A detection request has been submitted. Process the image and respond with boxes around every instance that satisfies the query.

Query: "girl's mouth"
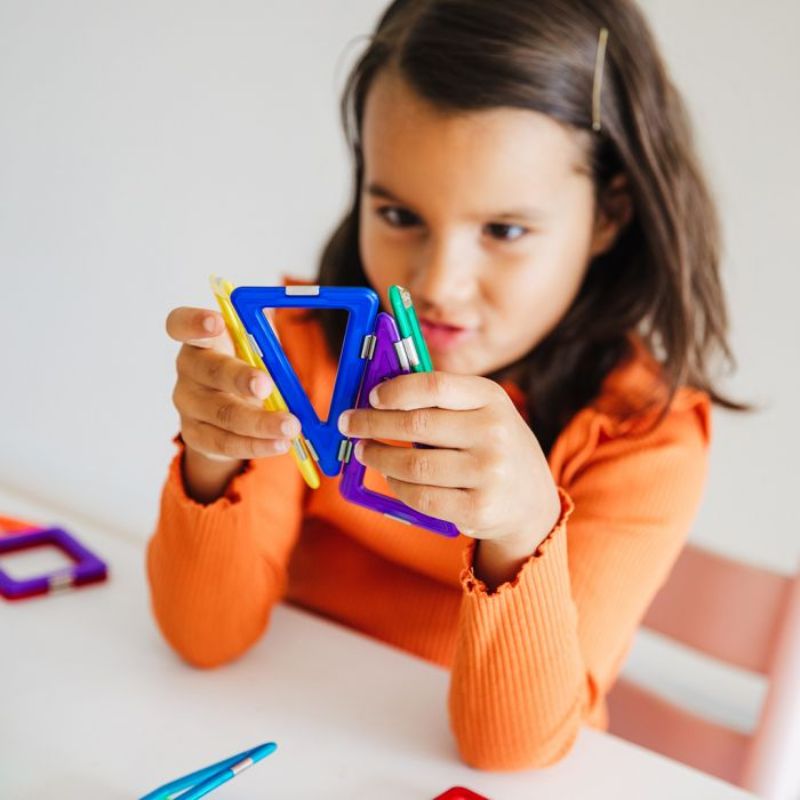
[419,318,477,353]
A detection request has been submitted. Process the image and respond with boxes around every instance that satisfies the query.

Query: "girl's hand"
[165,306,301,502]
[338,372,562,588]
[164,309,562,567]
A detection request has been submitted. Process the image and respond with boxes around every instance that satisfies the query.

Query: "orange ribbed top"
[147,304,710,770]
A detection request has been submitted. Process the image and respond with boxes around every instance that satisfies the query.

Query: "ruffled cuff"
[460,487,574,597]
[166,433,256,510]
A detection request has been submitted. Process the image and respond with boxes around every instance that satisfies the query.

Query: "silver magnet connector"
[285,285,320,296]
[337,439,354,463]
[393,341,411,372]
[305,440,320,462]
[247,333,263,358]
[401,337,420,368]
[360,334,377,360]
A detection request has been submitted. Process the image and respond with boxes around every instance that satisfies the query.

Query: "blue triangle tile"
[230,286,379,477]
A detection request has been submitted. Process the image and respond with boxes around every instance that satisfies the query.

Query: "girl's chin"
[430,345,517,378]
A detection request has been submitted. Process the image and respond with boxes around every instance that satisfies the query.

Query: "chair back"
[607,545,800,798]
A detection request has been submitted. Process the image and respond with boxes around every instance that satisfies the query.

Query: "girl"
[149,0,742,771]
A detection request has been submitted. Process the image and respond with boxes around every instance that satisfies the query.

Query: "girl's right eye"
[376,206,420,228]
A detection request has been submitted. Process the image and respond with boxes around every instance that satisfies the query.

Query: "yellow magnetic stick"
[210,275,320,490]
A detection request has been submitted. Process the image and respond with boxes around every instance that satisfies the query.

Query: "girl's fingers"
[166,307,225,345]
[369,371,503,412]
[176,345,273,401]
[173,381,300,440]
[339,406,481,448]
[355,440,480,489]
[181,416,293,461]
[384,477,469,528]
[168,303,300,463]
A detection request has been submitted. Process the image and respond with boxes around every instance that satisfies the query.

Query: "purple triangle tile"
[339,312,460,538]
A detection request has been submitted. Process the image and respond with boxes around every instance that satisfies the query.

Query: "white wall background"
[1,3,797,563]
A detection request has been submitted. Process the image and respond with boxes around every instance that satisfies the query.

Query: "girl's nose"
[408,235,477,311]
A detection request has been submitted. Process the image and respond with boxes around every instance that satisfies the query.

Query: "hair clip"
[592,27,610,132]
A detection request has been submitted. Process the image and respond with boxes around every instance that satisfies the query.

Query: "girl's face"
[359,70,619,377]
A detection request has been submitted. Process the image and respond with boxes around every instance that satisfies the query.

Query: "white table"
[0,486,755,799]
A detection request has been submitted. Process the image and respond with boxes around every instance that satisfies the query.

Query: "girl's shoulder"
[547,336,711,484]
[593,336,710,436]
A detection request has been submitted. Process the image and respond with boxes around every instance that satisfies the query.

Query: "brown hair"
[314,0,745,453]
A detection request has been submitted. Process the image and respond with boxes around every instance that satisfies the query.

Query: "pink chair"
[607,544,800,798]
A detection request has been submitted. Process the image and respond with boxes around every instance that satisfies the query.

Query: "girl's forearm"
[450,512,584,770]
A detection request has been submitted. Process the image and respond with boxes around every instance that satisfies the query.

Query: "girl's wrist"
[182,445,245,505]
[472,486,562,591]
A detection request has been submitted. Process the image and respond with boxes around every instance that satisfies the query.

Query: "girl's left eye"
[376,206,420,228]
[484,223,528,242]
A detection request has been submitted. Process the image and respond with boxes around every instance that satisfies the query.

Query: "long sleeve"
[448,390,711,770]
[146,439,306,667]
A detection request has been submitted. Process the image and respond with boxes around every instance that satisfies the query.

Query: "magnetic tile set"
[212,276,460,538]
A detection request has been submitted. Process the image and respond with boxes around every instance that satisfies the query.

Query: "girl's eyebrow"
[364,181,547,223]
[365,182,408,203]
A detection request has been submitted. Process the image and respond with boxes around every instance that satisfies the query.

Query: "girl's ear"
[589,173,633,258]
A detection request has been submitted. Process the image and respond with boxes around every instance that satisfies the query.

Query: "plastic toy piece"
[389,284,434,372]
[139,742,276,800]
[339,312,460,538]
[0,515,38,534]
[0,527,108,601]
[432,789,489,800]
[231,285,379,477]
[210,276,320,489]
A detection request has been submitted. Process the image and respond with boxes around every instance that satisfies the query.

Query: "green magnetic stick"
[389,285,433,372]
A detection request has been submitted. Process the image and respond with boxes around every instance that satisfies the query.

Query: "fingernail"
[202,316,218,334]
[275,439,290,453]
[369,387,382,408]
[338,411,352,435]
[353,440,365,463]
[250,375,270,398]
[281,417,300,437]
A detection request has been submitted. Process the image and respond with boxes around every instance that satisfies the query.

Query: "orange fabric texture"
[147,306,711,770]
